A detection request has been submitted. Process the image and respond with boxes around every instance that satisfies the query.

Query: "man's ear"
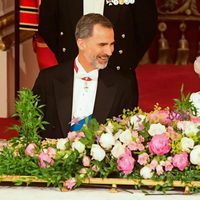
[77,38,86,50]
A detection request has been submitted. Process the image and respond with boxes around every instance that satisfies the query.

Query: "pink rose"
[82,155,91,167]
[148,134,171,155]
[38,152,54,168]
[64,178,76,190]
[25,143,37,157]
[137,153,149,165]
[173,152,188,171]
[117,148,135,175]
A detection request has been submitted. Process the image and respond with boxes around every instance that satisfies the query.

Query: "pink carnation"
[64,178,76,190]
[167,126,180,141]
[77,132,85,140]
[46,147,56,158]
[117,148,135,175]
[148,134,171,155]
[38,152,54,168]
[91,165,99,172]
[82,155,91,167]
[190,115,200,123]
[127,142,137,151]
[164,160,173,171]
[150,159,158,170]
[137,153,149,165]
[79,168,87,174]
[156,165,164,175]
[67,131,77,141]
[25,143,36,157]
[148,110,171,125]
[137,143,145,151]
[172,152,188,171]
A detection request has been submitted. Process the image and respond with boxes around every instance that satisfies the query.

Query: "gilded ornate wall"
[149,0,200,64]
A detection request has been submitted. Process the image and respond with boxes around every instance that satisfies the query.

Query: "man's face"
[80,24,115,70]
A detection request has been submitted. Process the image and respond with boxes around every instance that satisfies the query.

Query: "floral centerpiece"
[1,85,200,193]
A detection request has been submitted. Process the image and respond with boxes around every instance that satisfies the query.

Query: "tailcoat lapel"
[93,70,117,123]
[53,63,74,136]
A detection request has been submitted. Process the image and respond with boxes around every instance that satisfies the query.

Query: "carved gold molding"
[0,31,34,51]
[157,0,200,16]
[0,11,14,30]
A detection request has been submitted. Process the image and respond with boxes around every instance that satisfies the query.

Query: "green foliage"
[1,87,200,193]
[11,88,47,145]
[80,119,99,147]
[174,85,197,117]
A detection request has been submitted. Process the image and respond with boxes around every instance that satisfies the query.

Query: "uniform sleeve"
[133,0,158,64]
[38,0,59,56]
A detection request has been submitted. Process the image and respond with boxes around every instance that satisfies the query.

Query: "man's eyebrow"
[98,41,115,45]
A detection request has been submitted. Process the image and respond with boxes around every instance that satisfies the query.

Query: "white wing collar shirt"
[83,0,105,15]
[72,57,99,124]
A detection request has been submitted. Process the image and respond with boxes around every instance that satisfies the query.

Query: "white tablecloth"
[0,186,200,200]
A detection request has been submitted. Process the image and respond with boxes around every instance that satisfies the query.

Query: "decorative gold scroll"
[0,11,14,31]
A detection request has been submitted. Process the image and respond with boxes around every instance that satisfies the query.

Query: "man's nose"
[105,46,114,56]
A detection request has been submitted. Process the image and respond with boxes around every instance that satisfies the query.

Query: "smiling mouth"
[98,56,109,63]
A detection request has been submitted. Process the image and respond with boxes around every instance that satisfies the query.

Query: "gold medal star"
[119,0,124,5]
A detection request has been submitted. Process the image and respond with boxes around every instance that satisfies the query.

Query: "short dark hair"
[75,13,113,40]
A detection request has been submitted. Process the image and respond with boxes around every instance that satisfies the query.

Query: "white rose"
[90,144,106,161]
[99,132,115,150]
[130,114,146,130]
[111,141,125,158]
[190,92,200,116]
[119,129,132,145]
[178,121,199,137]
[56,138,68,150]
[190,145,200,165]
[72,141,85,153]
[181,137,194,152]
[140,166,153,179]
[148,123,166,136]
[194,56,200,75]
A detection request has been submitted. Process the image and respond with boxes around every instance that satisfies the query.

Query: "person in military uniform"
[38,0,157,106]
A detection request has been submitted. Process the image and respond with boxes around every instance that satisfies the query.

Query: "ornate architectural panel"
[152,0,200,64]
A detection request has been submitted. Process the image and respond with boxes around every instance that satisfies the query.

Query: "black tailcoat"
[32,61,135,139]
